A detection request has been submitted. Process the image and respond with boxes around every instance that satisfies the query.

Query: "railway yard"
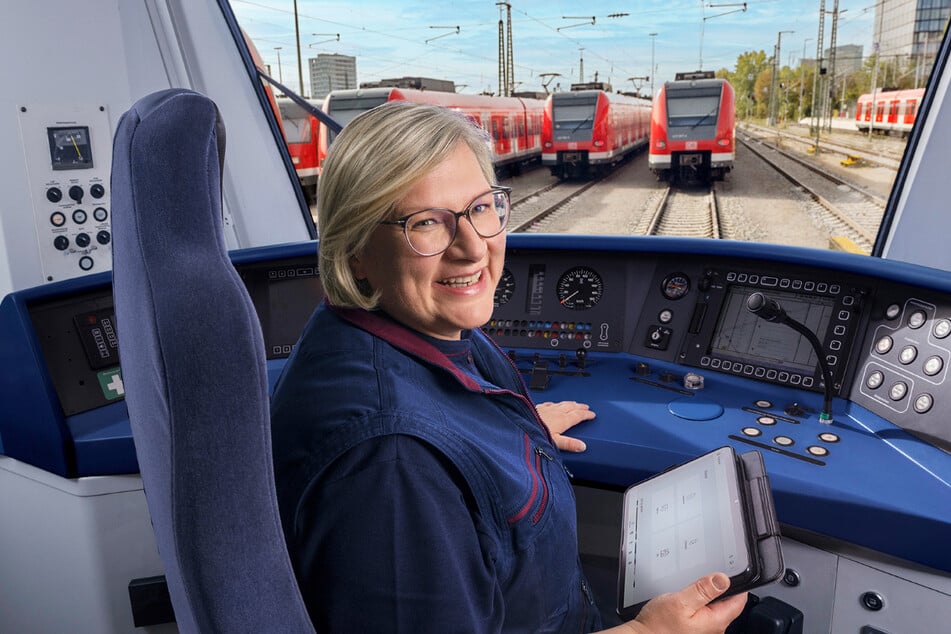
[502,120,903,253]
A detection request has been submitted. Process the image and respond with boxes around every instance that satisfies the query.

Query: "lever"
[747,292,834,424]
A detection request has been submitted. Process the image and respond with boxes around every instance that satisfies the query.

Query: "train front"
[649,74,736,183]
[542,90,606,179]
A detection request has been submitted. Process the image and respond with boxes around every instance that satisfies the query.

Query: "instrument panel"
[483,239,951,454]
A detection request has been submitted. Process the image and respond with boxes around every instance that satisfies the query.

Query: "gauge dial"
[48,126,93,170]
[556,266,603,310]
[661,273,690,300]
[494,267,516,307]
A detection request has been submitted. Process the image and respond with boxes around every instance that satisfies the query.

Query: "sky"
[230,0,877,97]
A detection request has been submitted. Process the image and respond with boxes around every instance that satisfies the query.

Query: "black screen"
[710,285,835,374]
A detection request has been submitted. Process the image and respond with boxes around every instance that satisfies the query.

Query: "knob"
[635,362,650,376]
[684,372,704,390]
[46,187,63,203]
[75,232,91,248]
[782,569,800,587]
[861,591,884,611]
[68,185,84,203]
[90,183,105,198]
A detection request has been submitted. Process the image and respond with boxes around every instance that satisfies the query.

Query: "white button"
[889,381,908,401]
[899,346,918,365]
[875,336,893,354]
[923,356,943,376]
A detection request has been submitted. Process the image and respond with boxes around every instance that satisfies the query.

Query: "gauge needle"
[560,290,579,304]
[69,134,84,160]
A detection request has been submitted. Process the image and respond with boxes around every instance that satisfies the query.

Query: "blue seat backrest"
[111,88,314,633]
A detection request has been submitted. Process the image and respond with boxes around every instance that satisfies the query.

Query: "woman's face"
[350,142,505,340]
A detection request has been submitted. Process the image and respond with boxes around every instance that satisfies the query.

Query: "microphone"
[746,292,834,424]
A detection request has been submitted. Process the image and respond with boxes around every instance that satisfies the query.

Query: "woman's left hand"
[534,401,596,453]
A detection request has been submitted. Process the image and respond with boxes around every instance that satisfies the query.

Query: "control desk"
[2,234,950,582]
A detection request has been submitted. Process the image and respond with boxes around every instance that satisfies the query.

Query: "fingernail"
[575,441,587,452]
[712,574,728,591]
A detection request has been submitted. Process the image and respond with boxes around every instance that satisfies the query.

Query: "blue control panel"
[1,235,949,575]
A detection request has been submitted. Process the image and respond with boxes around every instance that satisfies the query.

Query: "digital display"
[710,285,835,375]
[238,259,324,360]
[48,126,94,170]
[263,274,323,358]
[619,447,750,611]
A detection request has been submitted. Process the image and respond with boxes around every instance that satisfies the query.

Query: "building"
[875,0,951,85]
[824,44,864,77]
[309,54,356,99]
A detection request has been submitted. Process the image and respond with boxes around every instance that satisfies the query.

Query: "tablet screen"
[619,446,751,611]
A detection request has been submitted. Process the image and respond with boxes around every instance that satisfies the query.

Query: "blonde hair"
[317,101,495,309]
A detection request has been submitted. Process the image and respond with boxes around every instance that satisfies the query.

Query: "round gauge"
[494,267,516,307]
[556,266,603,310]
[661,272,691,300]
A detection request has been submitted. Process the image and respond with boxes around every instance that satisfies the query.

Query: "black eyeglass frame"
[379,186,513,256]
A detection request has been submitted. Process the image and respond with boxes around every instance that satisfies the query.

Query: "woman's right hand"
[605,572,748,634]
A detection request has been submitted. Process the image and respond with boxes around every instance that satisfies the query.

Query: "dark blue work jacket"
[271,301,601,632]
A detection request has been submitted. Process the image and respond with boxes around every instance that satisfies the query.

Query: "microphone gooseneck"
[747,292,834,424]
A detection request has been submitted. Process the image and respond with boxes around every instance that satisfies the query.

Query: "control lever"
[746,292,834,423]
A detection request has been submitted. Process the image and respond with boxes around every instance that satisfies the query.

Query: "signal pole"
[496,2,513,96]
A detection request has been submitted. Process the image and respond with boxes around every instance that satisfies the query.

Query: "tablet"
[617,446,780,619]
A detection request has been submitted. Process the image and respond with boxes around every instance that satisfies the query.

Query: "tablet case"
[617,447,784,617]
[737,449,785,591]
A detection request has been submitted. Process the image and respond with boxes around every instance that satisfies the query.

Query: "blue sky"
[231,0,876,96]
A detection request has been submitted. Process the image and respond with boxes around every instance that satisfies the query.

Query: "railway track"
[743,122,904,170]
[637,185,722,239]
[738,134,881,253]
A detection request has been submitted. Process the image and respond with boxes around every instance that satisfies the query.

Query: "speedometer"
[556,266,603,310]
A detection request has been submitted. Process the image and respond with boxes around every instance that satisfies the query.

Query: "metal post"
[294,0,304,96]
[799,38,811,123]
[812,0,825,152]
[274,47,283,83]
[649,33,658,98]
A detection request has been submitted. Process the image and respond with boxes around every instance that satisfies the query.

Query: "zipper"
[531,446,553,523]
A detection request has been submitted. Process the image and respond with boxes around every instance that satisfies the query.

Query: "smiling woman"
[268,101,748,632]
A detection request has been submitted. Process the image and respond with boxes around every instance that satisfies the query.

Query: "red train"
[541,85,651,179]
[855,88,924,136]
[318,87,545,174]
[276,98,324,204]
[649,72,736,183]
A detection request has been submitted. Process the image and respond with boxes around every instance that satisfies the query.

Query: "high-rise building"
[874,0,950,84]
[309,54,356,99]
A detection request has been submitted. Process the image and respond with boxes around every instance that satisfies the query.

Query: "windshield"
[230,0,948,255]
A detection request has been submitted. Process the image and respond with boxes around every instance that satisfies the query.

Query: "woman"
[270,101,747,632]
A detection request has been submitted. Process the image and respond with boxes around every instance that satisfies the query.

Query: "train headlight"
[717,138,730,147]
[655,140,666,149]
[594,140,605,147]
[544,141,553,149]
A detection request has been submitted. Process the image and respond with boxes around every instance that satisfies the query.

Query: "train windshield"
[552,97,598,132]
[231,1,947,257]
[666,86,722,128]
[324,94,389,143]
[277,102,313,145]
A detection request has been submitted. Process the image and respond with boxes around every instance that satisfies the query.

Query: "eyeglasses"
[379,186,512,256]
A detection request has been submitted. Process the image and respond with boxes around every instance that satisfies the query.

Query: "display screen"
[238,258,324,359]
[263,274,323,358]
[710,285,835,375]
[619,447,750,611]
